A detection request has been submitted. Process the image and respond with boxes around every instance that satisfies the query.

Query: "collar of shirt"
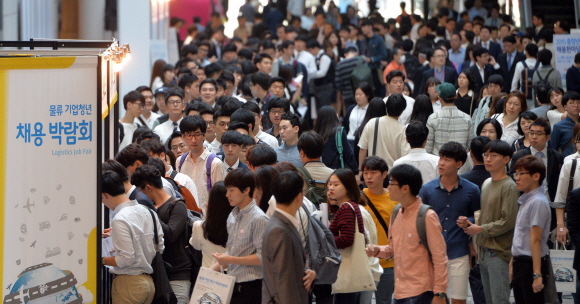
[518,186,543,205]
[477,64,485,73]
[530,145,548,158]
[450,47,464,54]
[437,176,460,191]
[114,200,137,212]
[167,117,183,125]
[232,199,257,217]
[275,209,301,231]
[226,159,240,170]
[456,89,473,97]
[408,148,428,154]
[190,147,212,162]
[281,142,298,150]
[508,50,517,58]
[166,165,175,176]
[127,185,136,198]
[400,197,422,213]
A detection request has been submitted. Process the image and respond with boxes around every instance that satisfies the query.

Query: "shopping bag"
[550,244,576,293]
[189,267,236,304]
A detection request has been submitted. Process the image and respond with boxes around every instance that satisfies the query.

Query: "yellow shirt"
[363,188,398,268]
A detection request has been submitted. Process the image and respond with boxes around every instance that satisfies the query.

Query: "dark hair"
[250,72,271,90]
[182,44,198,57]
[254,53,273,66]
[516,111,538,136]
[254,166,278,212]
[407,95,433,125]
[504,90,528,114]
[167,131,183,150]
[470,136,491,163]
[230,108,255,131]
[102,171,126,196]
[147,157,166,179]
[199,104,217,117]
[271,171,304,205]
[355,82,374,101]
[238,49,253,61]
[200,78,218,91]
[537,49,552,66]
[361,156,389,172]
[102,159,129,182]
[388,164,423,196]
[134,127,158,144]
[526,43,539,57]
[529,117,551,136]
[270,76,286,88]
[164,87,184,103]
[218,70,235,85]
[575,52,580,64]
[476,118,503,139]
[330,169,361,204]
[267,97,291,112]
[439,141,468,164]
[247,144,277,167]
[306,40,321,49]
[405,121,429,148]
[423,77,442,96]
[483,139,513,158]
[503,35,516,44]
[386,94,407,117]
[123,90,145,109]
[297,131,325,159]
[179,115,207,134]
[532,12,544,21]
[130,164,163,189]
[224,168,255,197]
[241,100,261,115]
[563,91,580,107]
[135,85,153,94]
[458,69,477,91]
[115,144,149,168]
[358,98,387,136]
[514,155,546,185]
[203,181,233,247]
[204,62,224,79]
[386,70,406,83]
[281,112,303,136]
[472,46,489,61]
[488,74,505,88]
[140,139,166,157]
[221,130,245,145]
[313,106,339,143]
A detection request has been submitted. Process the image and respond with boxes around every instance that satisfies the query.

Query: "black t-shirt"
[156,198,191,281]
[455,91,480,117]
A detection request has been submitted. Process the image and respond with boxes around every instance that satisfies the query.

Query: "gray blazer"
[261,211,309,304]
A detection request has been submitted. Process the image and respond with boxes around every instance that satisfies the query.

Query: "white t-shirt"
[135,112,161,130]
[189,221,227,269]
[119,121,138,151]
[347,104,368,140]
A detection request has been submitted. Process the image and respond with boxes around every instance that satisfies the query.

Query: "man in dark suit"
[509,118,563,231]
[460,136,491,189]
[470,46,501,94]
[532,12,553,44]
[497,35,526,93]
[262,171,315,304]
[413,47,433,98]
[418,47,458,95]
[477,25,502,60]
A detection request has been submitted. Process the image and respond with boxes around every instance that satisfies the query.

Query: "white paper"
[297,103,308,117]
[102,237,116,257]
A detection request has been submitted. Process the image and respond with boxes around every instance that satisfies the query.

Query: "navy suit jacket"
[478,41,502,59]
[497,52,526,93]
[418,66,459,95]
[128,187,156,210]
[469,64,498,94]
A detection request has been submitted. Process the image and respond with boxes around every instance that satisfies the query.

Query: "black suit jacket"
[459,164,491,190]
[509,147,563,229]
[128,187,156,210]
[418,66,458,95]
[477,41,502,60]
[497,52,526,93]
[566,188,580,270]
[413,63,431,98]
[469,64,498,94]
[534,27,553,43]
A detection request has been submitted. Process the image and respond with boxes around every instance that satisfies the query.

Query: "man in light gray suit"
[262,171,316,304]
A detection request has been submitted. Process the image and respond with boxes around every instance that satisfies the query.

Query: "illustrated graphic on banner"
[554,34,580,91]
[550,248,577,293]
[0,56,98,303]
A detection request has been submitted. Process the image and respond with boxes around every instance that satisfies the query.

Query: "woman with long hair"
[547,87,566,129]
[343,82,373,147]
[487,93,507,118]
[190,181,233,268]
[325,31,343,62]
[314,106,359,172]
[253,165,278,213]
[407,94,434,126]
[150,59,167,91]
[354,98,388,160]
[511,111,537,152]
[491,91,528,146]
[424,77,442,113]
[455,69,479,116]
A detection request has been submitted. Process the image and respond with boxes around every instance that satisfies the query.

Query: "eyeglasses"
[513,171,530,179]
[482,153,500,159]
[183,132,204,140]
[167,100,183,106]
[218,122,230,128]
[132,102,144,108]
[270,110,286,115]
[171,143,188,151]
[567,100,580,106]
[528,132,546,137]
[205,120,215,126]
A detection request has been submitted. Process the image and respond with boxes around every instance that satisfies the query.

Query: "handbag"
[549,242,576,293]
[331,203,376,294]
[146,209,178,304]
[190,264,236,304]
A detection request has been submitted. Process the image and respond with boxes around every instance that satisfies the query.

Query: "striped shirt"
[334,56,359,101]
[225,199,269,282]
[329,202,366,249]
[425,105,474,156]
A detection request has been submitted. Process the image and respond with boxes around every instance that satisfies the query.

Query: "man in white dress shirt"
[294,35,317,80]
[153,87,185,144]
[384,70,415,125]
[135,86,161,130]
[394,121,439,184]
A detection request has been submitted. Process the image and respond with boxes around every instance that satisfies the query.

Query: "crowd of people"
[102,1,580,304]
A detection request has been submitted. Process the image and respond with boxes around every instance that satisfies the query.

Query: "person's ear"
[381,171,388,180]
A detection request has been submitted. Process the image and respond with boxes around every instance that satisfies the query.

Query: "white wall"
[2,0,18,41]
[79,0,107,40]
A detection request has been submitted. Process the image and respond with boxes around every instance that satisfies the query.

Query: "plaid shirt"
[425,105,474,155]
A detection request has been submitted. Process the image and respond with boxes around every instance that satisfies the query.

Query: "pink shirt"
[389,198,448,299]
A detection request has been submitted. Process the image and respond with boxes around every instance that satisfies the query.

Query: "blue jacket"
[360,34,387,70]
[566,65,580,95]
[322,128,359,174]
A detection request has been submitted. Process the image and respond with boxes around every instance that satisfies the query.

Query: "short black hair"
[224,168,255,197]
[503,35,516,44]
[535,82,552,105]
[135,129,160,145]
[167,131,183,151]
[147,158,167,178]
[254,53,273,66]
[241,134,256,148]
[123,90,145,109]
[516,111,538,136]
[131,164,163,189]
[242,101,261,115]
[470,136,491,163]
[483,139,513,158]
[405,121,429,148]
[267,97,291,112]
[204,62,224,78]
[488,74,505,88]
[389,164,423,196]
[178,73,199,90]
[218,70,235,85]
[575,52,580,64]
[439,141,468,164]
[102,171,126,196]
[472,46,489,61]
[251,72,271,91]
[135,85,152,94]
[297,131,324,159]
[246,144,277,167]
[199,104,217,117]
[362,156,389,173]
[280,113,302,135]
[270,76,285,88]
[529,117,551,136]
[344,46,358,54]
[180,115,207,134]
[271,171,304,205]
[230,108,256,130]
[238,48,253,61]
[223,43,237,54]
[386,94,407,117]
[221,130,245,145]
[115,144,149,168]
[199,78,218,91]
[526,43,539,57]
[476,118,503,139]
[563,91,580,107]
[228,121,250,134]
[184,101,209,116]
[386,70,406,83]
[140,139,166,156]
[306,40,321,49]
[537,49,553,66]
[102,159,129,182]
[164,87,184,103]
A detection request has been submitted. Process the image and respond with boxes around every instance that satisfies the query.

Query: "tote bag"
[190,266,236,304]
[331,203,376,294]
[550,243,576,293]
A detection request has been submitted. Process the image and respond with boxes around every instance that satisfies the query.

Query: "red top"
[329,202,365,249]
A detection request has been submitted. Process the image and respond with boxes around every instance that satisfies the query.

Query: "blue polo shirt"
[549,115,577,157]
[419,177,481,260]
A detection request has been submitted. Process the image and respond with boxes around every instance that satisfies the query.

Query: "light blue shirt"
[512,187,551,257]
[449,48,466,71]
[275,142,303,168]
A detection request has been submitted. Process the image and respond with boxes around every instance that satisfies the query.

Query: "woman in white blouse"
[189,181,232,269]
[491,91,528,147]
[344,82,373,146]
[547,87,566,129]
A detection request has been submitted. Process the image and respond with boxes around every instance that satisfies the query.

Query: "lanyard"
[434,67,445,82]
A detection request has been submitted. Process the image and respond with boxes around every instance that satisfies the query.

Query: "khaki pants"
[112,274,155,304]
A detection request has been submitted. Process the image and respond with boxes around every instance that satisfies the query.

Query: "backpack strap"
[336,127,344,168]
[416,204,433,259]
[297,166,314,183]
[361,191,389,238]
[544,68,555,81]
[206,153,217,192]
[372,118,380,156]
[390,204,401,228]
[137,116,149,129]
[560,137,575,154]
[146,209,160,250]
[118,122,125,143]
[178,152,189,172]
[169,170,178,179]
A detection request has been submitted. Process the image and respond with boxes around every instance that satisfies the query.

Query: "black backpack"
[168,198,203,285]
[521,61,540,98]
[534,67,555,96]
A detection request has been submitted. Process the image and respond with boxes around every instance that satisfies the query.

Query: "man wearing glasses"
[458,140,519,304]
[119,91,144,150]
[153,87,186,144]
[550,91,580,158]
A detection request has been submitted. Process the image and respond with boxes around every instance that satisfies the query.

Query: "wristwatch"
[533,272,542,280]
[435,292,447,298]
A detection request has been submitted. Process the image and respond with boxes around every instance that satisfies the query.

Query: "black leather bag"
[147,209,177,304]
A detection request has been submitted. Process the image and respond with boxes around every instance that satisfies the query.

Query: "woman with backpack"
[314,106,359,173]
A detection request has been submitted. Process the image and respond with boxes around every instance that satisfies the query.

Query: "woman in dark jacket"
[314,106,358,173]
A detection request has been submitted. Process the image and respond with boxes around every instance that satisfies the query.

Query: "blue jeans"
[170,280,191,304]
[375,268,395,304]
[360,281,379,304]
[469,264,487,304]
[392,291,434,304]
[479,248,510,304]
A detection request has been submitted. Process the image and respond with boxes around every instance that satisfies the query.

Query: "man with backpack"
[511,43,539,109]
[361,156,398,304]
[335,46,366,111]
[366,164,449,304]
[533,49,562,102]
[297,131,333,207]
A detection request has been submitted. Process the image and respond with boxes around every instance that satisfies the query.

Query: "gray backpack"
[391,203,433,258]
[299,205,342,285]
